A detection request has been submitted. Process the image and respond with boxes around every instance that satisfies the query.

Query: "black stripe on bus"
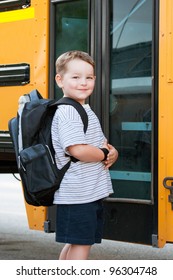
[0,63,30,86]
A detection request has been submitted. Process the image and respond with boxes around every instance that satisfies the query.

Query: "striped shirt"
[51,104,113,204]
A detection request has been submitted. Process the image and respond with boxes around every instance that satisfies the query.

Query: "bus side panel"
[0,0,50,229]
[158,0,173,247]
[0,0,49,130]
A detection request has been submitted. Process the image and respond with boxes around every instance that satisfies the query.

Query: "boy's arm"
[67,143,109,162]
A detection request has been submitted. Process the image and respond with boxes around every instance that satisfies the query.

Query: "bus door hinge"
[44,220,51,233]
[163,177,173,210]
[152,234,158,247]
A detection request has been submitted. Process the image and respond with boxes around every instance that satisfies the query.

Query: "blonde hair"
[55,50,95,75]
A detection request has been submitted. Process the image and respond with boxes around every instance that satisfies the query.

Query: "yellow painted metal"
[25,202,47,231]
[0,0,49,130]
[0,0,50,230]
[0,7,35,23]
[158,0,173,247]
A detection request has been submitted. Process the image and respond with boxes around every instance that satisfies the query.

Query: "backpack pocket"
[19,144,59,194]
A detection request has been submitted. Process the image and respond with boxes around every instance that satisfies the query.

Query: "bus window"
[109,0,153,201]
[0,0,30,12]
[0,63,30,86]
[52,0,89,99]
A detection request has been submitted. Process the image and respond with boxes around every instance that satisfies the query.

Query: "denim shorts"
[55,200,103,245]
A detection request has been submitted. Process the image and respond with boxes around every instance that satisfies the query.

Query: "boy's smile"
[55,59,96,105]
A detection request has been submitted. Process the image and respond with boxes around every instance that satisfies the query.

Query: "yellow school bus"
[0,0,173,248]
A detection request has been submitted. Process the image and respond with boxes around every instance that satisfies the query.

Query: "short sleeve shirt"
[51,104,113,204]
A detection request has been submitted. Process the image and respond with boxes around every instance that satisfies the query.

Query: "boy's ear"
[55,74,63,88]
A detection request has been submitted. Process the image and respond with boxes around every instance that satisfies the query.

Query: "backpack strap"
[27,89,43,101]
[53,97,88,134]
[52,97,89,163]
[18,95,30,152]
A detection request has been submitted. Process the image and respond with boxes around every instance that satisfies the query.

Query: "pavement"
[0,174,173,260]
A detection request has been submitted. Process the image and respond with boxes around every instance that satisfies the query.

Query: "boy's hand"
[104,144,118,169]
[102,140,109,150]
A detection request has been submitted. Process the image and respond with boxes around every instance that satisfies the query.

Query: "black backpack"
[8,89,88,206]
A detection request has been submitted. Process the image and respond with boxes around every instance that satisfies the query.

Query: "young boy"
[51,50,118,260]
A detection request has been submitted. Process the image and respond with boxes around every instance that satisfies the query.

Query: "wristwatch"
[100,148,109,161]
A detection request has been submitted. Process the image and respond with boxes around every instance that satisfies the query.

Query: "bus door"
[47,0,89,232]
[50,0,156,245]
[102,0,157,246]
[101,0,173,248]
[49,0,173,247]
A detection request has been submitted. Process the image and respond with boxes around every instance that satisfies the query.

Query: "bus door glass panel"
[54,0,88,98]
[109,0,153,200]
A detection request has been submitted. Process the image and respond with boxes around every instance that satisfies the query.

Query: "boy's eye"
[87,76,94,80]
[71,76,94,80]
[72,76,79,79]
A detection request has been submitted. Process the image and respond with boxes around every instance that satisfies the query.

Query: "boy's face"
[55,59,96,104]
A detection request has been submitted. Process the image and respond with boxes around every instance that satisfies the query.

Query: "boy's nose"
[80,78,87,85]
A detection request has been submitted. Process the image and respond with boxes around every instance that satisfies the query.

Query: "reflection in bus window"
[109,0,153,200]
